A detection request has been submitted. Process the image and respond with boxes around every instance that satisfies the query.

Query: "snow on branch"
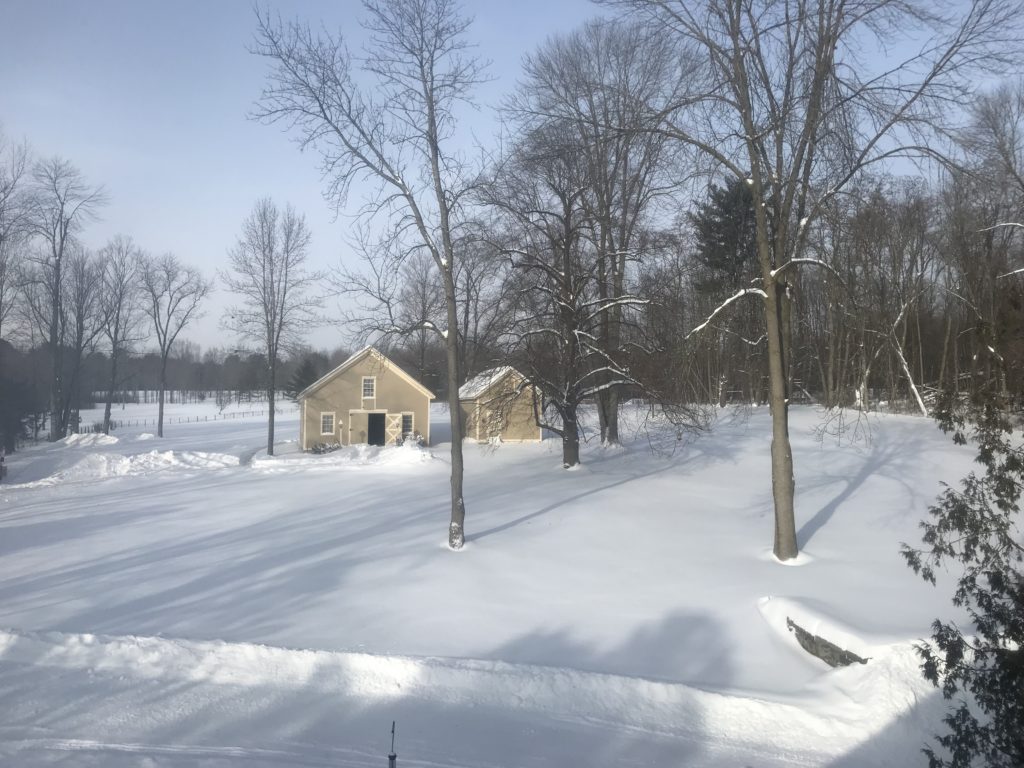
[978,222,1024,232]
[685,288,767,339]
[770,258,843,281]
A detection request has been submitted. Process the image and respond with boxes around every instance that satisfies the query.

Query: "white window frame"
[320,412,336,435]
[401,412,414,438]
[361,376,376,399]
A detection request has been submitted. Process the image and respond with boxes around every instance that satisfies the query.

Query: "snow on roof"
[458,366,517,400]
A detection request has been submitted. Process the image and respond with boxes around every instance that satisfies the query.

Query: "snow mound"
[759,595,885,662]
[60,433,119,447]
[253,441,434,472]
[0,626,937,766]
[35,450,240,485]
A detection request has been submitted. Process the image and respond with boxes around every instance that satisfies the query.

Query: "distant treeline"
[0,341,353,448]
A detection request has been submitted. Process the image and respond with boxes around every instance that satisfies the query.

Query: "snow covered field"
[0,402,975,766]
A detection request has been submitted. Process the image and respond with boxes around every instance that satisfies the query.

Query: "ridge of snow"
[252,442,434,472]
[60,433,119,447]
[0,626,932,760]
[9,450,240,487]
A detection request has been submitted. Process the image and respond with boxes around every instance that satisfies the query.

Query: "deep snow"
[0,401,976,766]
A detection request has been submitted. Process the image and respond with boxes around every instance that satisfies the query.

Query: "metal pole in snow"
[388,720,397,768]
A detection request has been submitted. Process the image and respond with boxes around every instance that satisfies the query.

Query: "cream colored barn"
[297,347,434,451]
[459,367,542,443]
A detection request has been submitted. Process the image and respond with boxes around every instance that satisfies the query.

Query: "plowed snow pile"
[252,441,435,472]
[18,450,240,486]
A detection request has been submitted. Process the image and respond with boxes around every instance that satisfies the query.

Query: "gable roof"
[458,366,525,400]
[297,346,436,401]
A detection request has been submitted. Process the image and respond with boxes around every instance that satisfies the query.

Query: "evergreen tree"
[902,387,1024,768]
[285,356,320,402]
[0,342,37,452]
[689,178,759,289]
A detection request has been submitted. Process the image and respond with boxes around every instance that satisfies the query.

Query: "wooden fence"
[77,410,284,433]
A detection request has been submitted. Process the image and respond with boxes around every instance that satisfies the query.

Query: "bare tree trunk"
[561,408,581,468]
[267,357,276,456]
[158,356,167,438]
[939,312,952,391]
[444,271,466,549]
[766,279,797,560]
[48,262,63,441]
[103,347,118,434]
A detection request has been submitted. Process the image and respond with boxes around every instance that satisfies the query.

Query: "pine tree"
[901,388,1024,768]
[285,357,320,403]
[689,178,759,290]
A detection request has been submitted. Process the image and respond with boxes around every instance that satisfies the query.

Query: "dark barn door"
[367,413,386,446]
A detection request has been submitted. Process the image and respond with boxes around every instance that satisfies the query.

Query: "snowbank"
[252,441,435,472]
[14,450,240,486]
[0,626,938,767]
[60,433,119,447]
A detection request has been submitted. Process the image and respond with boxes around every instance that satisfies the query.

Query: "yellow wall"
[300,352,432,450]
[461,373,541,442]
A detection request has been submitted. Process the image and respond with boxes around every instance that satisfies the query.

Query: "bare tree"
[221,198,322,456]
[510,19,684,445]
[138,253,211,438]
[395,250,446,385]
[252,0,487,549]
[62,246,106,431]
[453,232,517,379]
[26,157,106,440]
[484,126,648,467]
[98,235,147,434]
[607,0,1022,560]
[0,133,30,343]
[968,81,1024,205]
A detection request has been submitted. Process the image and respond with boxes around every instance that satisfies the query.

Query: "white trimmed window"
[362,377,375,399]
[320,412,335,435]
[401,413,414,438]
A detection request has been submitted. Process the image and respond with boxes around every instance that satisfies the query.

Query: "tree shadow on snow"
[466,430,748,545]
[797,426,936,549]
[0,472,452,644]
[490,609,735,689]
[826,684,945,768]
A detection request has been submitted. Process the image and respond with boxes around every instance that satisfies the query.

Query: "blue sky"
[0,0,597,352]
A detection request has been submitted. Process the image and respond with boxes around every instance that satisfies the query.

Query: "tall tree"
[510,19,681,445]
[484,126,649,467]
[285,354,323,402]
[0,133,30,345]
[27,157,106,440]
[61,246,105,431]
[608,0,1021,560]
[252,0,487,549]
[221,198,321,456]
[138,252,210,438]
[98,235,146,434]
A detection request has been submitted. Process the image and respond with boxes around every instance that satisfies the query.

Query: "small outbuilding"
[297,346,434,451]
[459,367,543,443]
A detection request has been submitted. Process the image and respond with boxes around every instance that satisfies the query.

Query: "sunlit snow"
[0,400,973,766]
